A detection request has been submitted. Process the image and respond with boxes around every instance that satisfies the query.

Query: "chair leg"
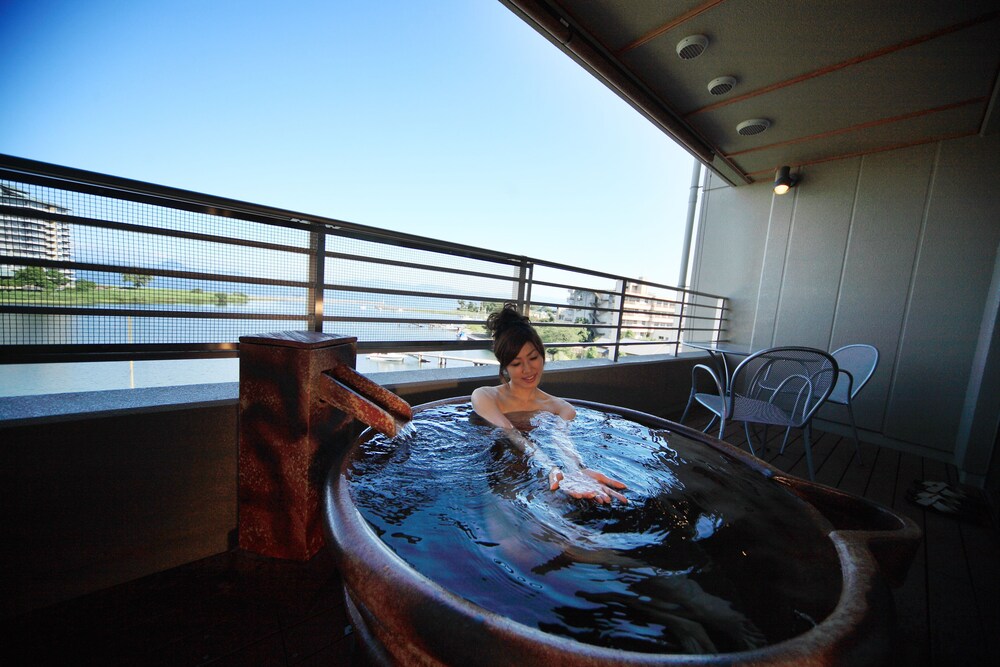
[803,424,815,482]
[778,427,792,454]
[702,414,718,434]
[846,400,863,465]
[679,390,696,424]
[742,422,757,457]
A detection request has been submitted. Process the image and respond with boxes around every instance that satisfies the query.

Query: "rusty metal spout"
[317,363,413,438]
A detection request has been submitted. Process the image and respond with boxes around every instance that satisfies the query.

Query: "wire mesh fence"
[1,155,728,369]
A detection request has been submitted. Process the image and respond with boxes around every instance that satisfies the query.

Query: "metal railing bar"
[357,340,493,353]
[617,328,684,335]
[665,313,722,322]
[620,295,697,309]
[679,323,729,331]
[526,301,622,315]
[324,249,521,282]
[625,279,731,302]
[324,315,486,327]
[618,309,682,318]
[324,285,518,307]
[2,342,240,354]
[616,340,681,347]
[529,284,726,314]
[4,305,308,320]
[530,321,615,330]
[0,257,312,290]
[527,256,649,284]
[527,277,616,293]
[531,260,731,302]
[0,348,242,364]
[0,205,314,256]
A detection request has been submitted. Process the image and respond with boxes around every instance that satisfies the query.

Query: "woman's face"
[505,341,544,390]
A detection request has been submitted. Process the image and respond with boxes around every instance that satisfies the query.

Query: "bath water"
[347,403,841,655]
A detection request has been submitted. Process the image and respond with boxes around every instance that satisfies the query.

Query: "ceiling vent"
[676,35,708,60]
[736,118,771,136]
[708,76,737,96]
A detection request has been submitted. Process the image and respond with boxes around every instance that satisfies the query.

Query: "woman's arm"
[472,388,626,503]
[472,386,559,470]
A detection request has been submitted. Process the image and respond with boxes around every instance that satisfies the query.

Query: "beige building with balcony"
[563,279,677,342]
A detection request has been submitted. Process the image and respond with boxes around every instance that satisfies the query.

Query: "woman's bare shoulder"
[471,385,508,427]
[471,385,500,401]
[540,392,576,420]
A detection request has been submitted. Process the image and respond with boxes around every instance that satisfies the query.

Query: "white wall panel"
[690,133,1000,470]
[832,145,935,434]
[689,172,771,343]
[771,161,858,349]
[885,135,1000,452]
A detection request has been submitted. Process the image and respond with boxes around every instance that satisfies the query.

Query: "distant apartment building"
[562,280,677,342]
[0,184,73,282]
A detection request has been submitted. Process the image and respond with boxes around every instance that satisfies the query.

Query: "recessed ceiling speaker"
[676,35,708,60]
[708,76,737,95]
[736,118,771,136]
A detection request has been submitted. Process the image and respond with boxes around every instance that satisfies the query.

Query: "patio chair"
[687,346,838,481]
[826,343,879,462]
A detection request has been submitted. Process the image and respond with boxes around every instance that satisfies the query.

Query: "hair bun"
[486,302,530,340]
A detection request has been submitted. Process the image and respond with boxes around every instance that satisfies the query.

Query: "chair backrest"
[829,344,879,404]
[728,347,839,427]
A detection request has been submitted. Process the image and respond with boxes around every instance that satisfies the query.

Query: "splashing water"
[392,418,417,440]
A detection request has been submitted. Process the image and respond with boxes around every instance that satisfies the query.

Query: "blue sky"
[0,0,697,286]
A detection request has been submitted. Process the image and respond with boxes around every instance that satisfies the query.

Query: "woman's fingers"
[555,469,627,504]
[606,487,629,503]
[583,468,628,490]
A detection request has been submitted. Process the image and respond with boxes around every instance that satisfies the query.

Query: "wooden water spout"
[237,331,411,560]
[318,363,412,438]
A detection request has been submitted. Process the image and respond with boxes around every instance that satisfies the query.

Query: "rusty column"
[237,331,358,560]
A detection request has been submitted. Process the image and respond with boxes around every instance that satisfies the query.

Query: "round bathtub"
[323,398,920,666]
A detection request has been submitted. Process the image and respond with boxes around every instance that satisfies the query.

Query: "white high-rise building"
[1,184,73,282]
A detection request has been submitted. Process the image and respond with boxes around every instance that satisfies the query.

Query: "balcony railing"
[0,154,728,367]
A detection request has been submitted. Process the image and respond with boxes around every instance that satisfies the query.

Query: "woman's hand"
[549,467,628,504]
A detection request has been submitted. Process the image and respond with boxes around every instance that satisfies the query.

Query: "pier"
[408,352,498,367]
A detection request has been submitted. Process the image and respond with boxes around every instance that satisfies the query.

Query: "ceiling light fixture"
[708,76,737,95]
[676,35,708,60]
[736,118,771,136]
[773,166,799,195]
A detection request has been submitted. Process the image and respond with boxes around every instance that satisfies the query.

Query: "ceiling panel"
[502,0,1000,185]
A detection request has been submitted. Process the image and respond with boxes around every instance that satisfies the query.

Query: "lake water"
[0,307,496,397]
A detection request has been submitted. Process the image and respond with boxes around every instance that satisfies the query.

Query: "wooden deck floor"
[4,415,997,666]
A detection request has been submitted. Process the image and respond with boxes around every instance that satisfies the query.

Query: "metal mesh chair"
[687,346,839,481]
[827,344,879,461]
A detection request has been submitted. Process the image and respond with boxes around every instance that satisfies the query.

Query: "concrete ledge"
[0,382,240,427]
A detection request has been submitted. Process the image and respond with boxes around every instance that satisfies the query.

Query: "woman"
[471,303,628,504]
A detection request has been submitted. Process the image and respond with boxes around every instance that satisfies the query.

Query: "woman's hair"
[486,302,545,381]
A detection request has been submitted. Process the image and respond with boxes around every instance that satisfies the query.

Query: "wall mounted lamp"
[773,166,798,195]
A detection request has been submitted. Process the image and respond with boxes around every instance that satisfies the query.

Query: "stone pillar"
[237,331,358,560]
